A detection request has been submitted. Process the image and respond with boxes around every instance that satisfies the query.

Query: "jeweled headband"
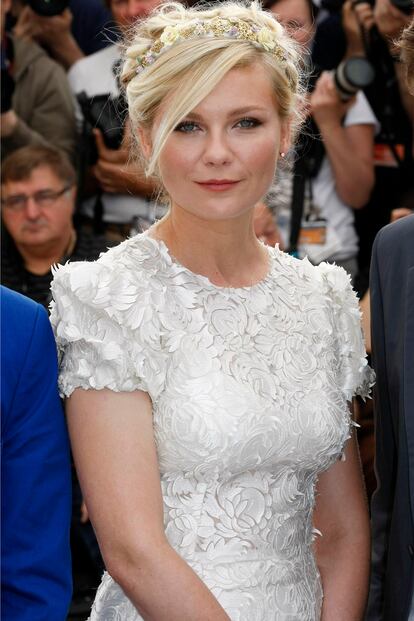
[122,16,287,84]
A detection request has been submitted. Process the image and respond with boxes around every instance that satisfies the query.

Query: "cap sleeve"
[318,262,374,401]
[50,259,165,400]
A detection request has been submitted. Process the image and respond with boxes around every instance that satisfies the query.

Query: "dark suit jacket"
[366,215,414,620]
[1,286,72,620]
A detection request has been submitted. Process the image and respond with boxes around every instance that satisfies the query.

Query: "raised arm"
[310,72,375,209]
[67,387,230,621]
[313,426,370,621]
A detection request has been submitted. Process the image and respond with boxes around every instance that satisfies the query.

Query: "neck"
[17,228,76,275]
[152,205,268,287]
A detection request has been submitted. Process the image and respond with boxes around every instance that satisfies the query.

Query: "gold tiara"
[123,17,287,83]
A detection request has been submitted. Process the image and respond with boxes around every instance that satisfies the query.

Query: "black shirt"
[1,230,116,309]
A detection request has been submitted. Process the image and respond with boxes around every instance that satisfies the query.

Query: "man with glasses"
[1,144,113,308]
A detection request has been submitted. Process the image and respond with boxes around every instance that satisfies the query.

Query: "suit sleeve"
[1,305,72,621]
[365,230,397,621]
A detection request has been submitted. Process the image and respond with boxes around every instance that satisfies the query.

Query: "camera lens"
[334,57,375,100]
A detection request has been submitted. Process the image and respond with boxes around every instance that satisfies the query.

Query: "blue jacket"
[1,286,72,621]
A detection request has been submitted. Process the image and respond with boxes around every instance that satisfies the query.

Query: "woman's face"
[269,0,314,49]
[150,63,289,224]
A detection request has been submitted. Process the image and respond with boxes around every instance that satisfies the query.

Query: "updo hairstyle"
[121,1,303,177]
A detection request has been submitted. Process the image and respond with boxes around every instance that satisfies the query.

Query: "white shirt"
[68,45,154,225]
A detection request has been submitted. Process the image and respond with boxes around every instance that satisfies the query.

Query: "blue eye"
[236,117,261,129]
[174,121,199,133]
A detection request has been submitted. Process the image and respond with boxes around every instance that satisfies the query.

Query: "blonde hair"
[121,1,303,178]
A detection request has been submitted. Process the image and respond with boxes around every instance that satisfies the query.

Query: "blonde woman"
[51,3,373,619]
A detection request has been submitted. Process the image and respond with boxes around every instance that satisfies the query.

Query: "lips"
[196,179,240,191]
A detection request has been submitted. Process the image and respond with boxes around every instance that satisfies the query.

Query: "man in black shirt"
[1,144,114,308]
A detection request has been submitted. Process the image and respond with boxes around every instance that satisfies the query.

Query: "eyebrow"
[186,106,270,120]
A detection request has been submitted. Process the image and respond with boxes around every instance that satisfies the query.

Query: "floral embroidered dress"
[50,233,373,621]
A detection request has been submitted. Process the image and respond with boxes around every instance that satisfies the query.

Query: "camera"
[27,0,70,17]
[310,56,375,100]
[334,56,375,100]
[77,92,127,166]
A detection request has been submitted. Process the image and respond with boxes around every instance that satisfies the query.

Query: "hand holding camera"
[310,71,354,128]
[92,127,154,197]
[14,5,73,45]
[373,0,412,40]
[13,2,83,69]
[348,0,412,43]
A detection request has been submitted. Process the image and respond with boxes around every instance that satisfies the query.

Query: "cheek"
[159,144,194,187]
[2,214,20,236]
[247,138,278,180]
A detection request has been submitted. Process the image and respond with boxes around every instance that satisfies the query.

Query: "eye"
[235,117,262,129]
[285,20,303,30]
[174,120,200,133]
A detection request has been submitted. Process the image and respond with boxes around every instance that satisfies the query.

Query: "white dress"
[50,233,373,621]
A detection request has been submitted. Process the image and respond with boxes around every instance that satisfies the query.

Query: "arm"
[310,72,375,208]
[67,388,231,621]
[1,54,77,160]
[313,427,370,621]
[342,1,375,59]
[1,305,72,621]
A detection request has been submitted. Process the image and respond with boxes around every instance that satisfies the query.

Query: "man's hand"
[1,110,18,138]
[342,0,375,57]
[15,6,73,45]
[374,0,412,40]
[92,129,155,195]
[14,7,83,69]
[310,72,353,130]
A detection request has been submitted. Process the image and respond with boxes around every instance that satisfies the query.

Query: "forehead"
[189,63,278,117]
[2,166,62,192]
[270,0,312,23]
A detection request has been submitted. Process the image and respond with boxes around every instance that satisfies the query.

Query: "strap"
[288,157,307,256]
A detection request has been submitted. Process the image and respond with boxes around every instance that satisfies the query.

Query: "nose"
[202,129,233,167]
[25,197,42,220]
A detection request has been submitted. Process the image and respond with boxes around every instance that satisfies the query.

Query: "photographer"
[12,0,112,70]
[68,0,163,238]
[266,0,377,281]
[1,0,76,160]
[313,0,413,293]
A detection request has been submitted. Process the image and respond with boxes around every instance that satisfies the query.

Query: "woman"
[51,3,373,619]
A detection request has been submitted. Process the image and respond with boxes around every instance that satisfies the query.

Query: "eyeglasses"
[1,185,73,212]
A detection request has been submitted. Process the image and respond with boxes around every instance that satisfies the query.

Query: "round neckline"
[143,232,275,292]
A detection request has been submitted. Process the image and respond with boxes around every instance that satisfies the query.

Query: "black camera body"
[77,92,127,166]
[28,0,70,17]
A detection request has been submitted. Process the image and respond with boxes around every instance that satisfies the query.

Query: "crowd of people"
[1,0,413,619]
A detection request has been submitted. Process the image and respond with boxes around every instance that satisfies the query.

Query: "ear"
[138,127,152,161]
[279,119,292,156]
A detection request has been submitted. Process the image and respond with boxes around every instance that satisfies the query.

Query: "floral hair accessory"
[124,17,287,82]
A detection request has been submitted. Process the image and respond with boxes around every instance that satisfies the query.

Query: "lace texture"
[50,234,374,620]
